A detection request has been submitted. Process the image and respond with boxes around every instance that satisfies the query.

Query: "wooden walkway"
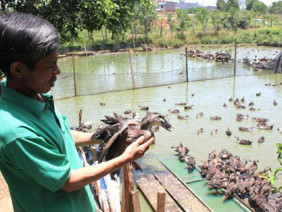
[137,170,210,212]
[136,157,252,212]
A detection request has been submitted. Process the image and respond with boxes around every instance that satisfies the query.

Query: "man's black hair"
[0,13,60,76]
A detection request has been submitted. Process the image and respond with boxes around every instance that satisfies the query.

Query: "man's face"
[22,51,60,94]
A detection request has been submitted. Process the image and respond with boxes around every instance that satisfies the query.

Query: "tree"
[226,0,240,11]
[3,0,142,42]
[216,0,227,11]
[252,0,268,14]
[227,9,240,32]
[246,0,257,10]
[238,10,252,29]
[210,11,222,33]
[167,13,175,37]
[176,9,190,38]
[195,7,210,34]
[131,0,156,40]
[269,1,282,14]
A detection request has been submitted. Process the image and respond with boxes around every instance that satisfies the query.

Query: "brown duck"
[235,136,253,145]
[92,112,172,179]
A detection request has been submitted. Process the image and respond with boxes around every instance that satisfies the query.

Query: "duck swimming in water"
[184,105,194,110]
[177,115,189,120]
[211,129,218,135]
[210,116,221,120]
[169,109,180,114]
[197,128,204,135]
[92,112,172,179]
[226,128,232,136]
[239,126,253,132]
[196,112,203,118]
[235,136,253,145]
[139,105,149,111]
[256,92,261,97]
[258,136,265,143]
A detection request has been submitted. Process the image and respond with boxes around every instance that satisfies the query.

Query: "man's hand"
[121,136,155,163]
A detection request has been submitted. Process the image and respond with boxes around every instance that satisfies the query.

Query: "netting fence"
[52,46,281,100]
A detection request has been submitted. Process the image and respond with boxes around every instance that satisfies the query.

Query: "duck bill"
[162,122,173,131]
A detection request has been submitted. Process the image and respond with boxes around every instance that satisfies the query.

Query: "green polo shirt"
[0,80,96,212]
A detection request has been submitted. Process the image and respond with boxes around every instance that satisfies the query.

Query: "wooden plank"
[157,191,166,212]
[136,174,182,212]
[131,190,141,212]
[154,171,210,212]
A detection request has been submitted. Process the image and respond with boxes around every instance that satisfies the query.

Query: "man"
[0,13,154,212]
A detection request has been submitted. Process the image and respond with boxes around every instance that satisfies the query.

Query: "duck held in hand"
[92,112,172,179]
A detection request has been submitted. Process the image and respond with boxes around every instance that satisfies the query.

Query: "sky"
[173,0,279,6]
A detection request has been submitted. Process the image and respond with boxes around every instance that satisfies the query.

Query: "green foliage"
[277,143,282,165]
[237,10,252,29]
[167,13,175,36]
[269,1,282,14]
[195,7,210,34]
[130,0,157,39]
[246,0,256,10]
[252,0,268,14]
[176,9,190,30]
[216,0,226,11]
[226,0,239,11]
[2,0,141,42]
[260,143,282,193]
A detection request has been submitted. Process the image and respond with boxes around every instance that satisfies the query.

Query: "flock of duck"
[171,145,281,212]
[163,89,281,146]
[185,50,232,63]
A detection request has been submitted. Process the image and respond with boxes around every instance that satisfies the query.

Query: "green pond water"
[54,47,282,211]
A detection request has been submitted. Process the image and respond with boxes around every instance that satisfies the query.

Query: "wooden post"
[78,109,82,128]
[91,147,97,163]
[72,55,77,96]
[185,47,189,82]
[234,38,237,77]
[128,50,136,89]
[131,190,141,212]
[157,190,166,212]
[121,164,134,212]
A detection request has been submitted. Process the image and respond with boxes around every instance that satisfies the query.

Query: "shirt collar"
[0,79,53,115]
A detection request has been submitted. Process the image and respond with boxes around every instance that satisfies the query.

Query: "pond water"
[54,47,281,210]
[55,46,281,99]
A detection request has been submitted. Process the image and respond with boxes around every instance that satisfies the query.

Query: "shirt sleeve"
[4,135,71,192]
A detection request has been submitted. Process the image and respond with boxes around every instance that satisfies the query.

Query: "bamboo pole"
[157,191,166,212]
[121,164,134,212]
[72,55,77,96]
[128,50,136,89]
[234,38,237,77]
[185,47,189,82]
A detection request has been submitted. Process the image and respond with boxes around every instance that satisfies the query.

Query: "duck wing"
[98,123,128,163]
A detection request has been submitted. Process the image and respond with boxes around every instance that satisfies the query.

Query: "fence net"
[53,47,281,100]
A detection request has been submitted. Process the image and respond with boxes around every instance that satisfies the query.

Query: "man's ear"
[10,62,26,78]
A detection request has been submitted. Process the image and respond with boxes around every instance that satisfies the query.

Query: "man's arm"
[70,130,103,147]
[62,136,154,192]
